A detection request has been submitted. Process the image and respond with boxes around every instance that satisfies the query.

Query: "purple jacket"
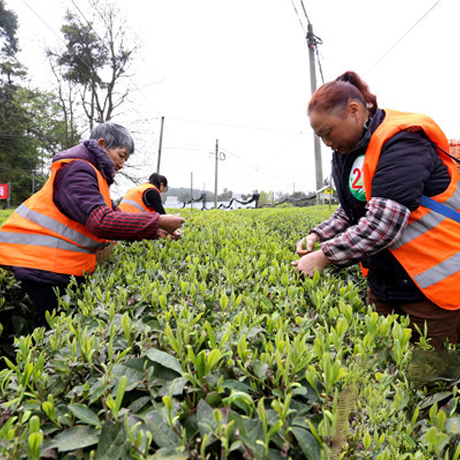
[52,140,117,225]
[14,141,116,285]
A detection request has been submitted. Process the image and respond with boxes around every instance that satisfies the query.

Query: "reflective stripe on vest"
[15,203,107,250]
[415,251,460,289]
[392,187,460,250]
[363,109,460,310]
[119,183,160,213]
[0,231,94,254]
[0,158,112,276]
[119,198,148,213]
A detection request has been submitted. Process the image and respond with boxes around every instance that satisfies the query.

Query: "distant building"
[164,195,181,208]
[315,185,337,205]
[449,139,460,172]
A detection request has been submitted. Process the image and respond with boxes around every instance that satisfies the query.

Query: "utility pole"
[213,139,226,209]
[306,23,323,191]
[190,172,193,213]
[202,183,207,210]
[156,116,165,173]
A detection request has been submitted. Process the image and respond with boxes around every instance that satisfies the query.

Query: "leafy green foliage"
[0,2,81,207]
[0,207,459,459]
[0,267,36,363]
[0,209,36,359]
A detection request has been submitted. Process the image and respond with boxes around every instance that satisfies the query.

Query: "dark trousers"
[20,280,65,329]
[367,288,460,350]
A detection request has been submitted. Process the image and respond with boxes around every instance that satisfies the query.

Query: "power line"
[288,0,324,188]
[221,148,295,187]
[69,0,106,47]
[19,0,94,75]
[163,116,306,135]
[289,0,307,35]
[300,0,311,24]
[365,0,441,75]
[162,146,207,152]
[288,0,324,85]
[20,0,154,119]
[299,0,311,25]
[79,0,156,109]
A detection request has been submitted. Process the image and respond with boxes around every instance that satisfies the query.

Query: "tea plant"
[0,207,459,459]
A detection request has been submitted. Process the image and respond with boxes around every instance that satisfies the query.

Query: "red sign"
[0,184,9,200]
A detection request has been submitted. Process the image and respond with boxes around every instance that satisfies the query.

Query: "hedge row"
[0,207,459,459]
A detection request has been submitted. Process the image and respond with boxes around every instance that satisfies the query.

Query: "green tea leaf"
[252,360,269,380]
[290,426,321,460]
[145,410,180,448]
[95,421,126,460]
[68,403,101,427]
[146,348,183,376]
[151,448,189,460]
[197,399,215,437]
[47,425,99,452]
[112,358,148,391]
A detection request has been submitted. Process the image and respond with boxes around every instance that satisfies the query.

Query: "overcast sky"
[10,0,460,199]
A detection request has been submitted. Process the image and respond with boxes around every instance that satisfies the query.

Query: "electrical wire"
[79,0,157,109]
[19,0,94,75]
[314,37,325,85]
[221,148,307,187]
[70,0,103,42]
[299,0,311,24]
[364,0,441,75]
[164,116,306,135]
[289,0,307,35]
[19,0,155,124]
[289,0,324,85]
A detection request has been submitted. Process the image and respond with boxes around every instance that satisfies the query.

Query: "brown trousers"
[367,288,460,350]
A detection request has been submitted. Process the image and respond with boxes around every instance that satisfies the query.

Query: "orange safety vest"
[118,183,160,213]
[0,159,112,276]
[363,109,460,309]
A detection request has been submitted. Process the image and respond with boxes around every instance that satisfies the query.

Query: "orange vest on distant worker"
[0,159,112,276]
[363,109,460,309]
[118,183,160,213]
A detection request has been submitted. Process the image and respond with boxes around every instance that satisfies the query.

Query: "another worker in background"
[292,70,460,350]
[119,172,168,215]
[0,122,184,328]
[119,172,182,239]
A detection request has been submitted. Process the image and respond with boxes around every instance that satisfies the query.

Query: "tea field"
[1,206,460,459]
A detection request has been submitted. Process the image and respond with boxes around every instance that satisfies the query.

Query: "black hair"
[148,172,168,188]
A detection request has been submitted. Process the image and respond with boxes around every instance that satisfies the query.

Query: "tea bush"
[0,210,37,360]
[0,209,13,225]
[1,206,460,459]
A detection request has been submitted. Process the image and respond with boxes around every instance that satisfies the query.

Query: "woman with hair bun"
[292,71,460,349]
[119,172,182,240]
[120,172,168,215]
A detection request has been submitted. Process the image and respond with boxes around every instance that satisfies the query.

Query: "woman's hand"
[291,249,331,278]
[296,232,320,256]
[170,229,183,240]
[158,213,184,234]
[156,228,170,239]
[156,228,183,240]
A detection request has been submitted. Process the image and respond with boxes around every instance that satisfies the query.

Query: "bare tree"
[47,0,139,131]
[49,64,80,148]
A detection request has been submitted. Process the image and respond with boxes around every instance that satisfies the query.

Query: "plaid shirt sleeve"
[320,197,410,267]
[310,206,352,240]
[86,205,159,241]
